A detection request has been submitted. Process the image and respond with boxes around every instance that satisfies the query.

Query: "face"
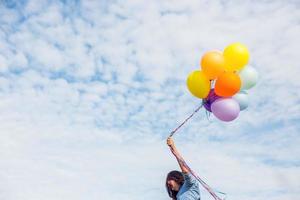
[167,179,180,191]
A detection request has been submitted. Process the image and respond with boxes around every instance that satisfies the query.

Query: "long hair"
[165,170,185,200]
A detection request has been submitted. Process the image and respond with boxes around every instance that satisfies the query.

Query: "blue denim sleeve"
[183,172,198,187]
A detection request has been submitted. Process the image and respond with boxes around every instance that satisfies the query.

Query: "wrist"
[171,146,178,153]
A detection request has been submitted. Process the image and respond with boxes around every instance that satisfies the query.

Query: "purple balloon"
[211,98,240,122]
[203,89,221,112]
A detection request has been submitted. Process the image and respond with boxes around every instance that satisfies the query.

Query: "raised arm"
[167,137,190,174]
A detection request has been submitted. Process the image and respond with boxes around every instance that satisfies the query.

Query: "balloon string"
[178,156,226,200]
[169,103,203,138]
[168,102,226,200]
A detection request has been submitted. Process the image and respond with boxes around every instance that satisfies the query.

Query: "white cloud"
[9,51,28,69]
[0,54,8,72]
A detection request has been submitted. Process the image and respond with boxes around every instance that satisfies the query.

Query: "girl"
[166,137,201,200]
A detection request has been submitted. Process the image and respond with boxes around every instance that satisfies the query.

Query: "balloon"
[201,51,225,80]
[186,70,210,99]
[211,98,240,122]
[233,91,249,110]
[214,72,241,97]
[239,66,258,90]
[224,43,250,71]
[203,89,221,112]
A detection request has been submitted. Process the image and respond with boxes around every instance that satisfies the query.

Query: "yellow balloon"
[186,70,210,99]
[223,43,250,71]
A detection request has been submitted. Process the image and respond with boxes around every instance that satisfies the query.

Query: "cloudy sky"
[0,0,299,200]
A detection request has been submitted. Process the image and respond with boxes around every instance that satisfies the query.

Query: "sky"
[0,0,299,200]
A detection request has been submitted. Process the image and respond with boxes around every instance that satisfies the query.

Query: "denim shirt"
[176,172,201,200]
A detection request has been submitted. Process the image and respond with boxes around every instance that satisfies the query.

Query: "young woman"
[166,137,201,200]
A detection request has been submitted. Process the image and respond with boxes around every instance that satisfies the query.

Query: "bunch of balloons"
[187,43,258,122]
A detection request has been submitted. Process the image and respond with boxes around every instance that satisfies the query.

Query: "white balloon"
[239,66,258,90]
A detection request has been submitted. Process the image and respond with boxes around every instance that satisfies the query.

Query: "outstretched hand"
[166,137,188,173]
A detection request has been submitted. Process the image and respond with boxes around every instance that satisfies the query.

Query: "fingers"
[167,137,174,146]
[167,137,171,144]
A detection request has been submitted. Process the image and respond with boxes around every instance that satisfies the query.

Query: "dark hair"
[165,170,184,199]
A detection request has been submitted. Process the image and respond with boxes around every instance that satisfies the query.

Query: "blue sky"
[0,0,299,200]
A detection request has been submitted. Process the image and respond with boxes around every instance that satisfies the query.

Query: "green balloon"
[239,66,258,90]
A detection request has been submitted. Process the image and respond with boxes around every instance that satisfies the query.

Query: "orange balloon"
[215,72,241,97]
[201,51,225,80]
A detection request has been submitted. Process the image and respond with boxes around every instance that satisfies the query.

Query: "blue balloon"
[233,91,249,110]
